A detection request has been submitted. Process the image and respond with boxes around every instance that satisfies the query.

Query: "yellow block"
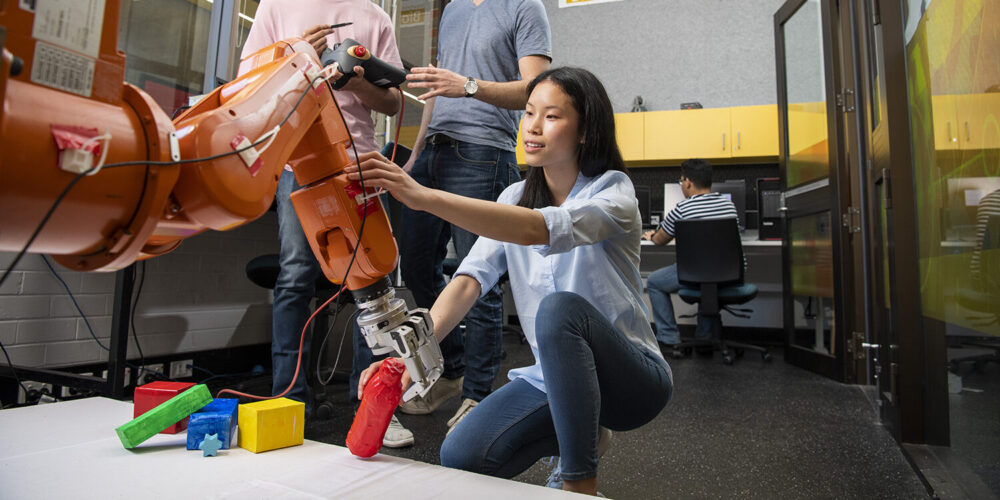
[237,398,304,453]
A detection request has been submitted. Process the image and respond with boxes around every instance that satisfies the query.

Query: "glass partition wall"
[900,0,1000,493]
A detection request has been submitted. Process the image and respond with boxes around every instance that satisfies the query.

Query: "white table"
[0,397,578,499]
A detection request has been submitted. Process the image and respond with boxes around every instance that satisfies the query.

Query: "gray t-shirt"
[427,0,552,152]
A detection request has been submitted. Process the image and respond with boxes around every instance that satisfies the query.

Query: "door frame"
[775,0,856,382]
[858,0,947,445]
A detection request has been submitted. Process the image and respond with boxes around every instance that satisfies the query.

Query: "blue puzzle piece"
[187,398,238,451]
[199,433,223,457]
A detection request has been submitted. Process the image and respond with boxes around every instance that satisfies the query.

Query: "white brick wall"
[0,213,280,369]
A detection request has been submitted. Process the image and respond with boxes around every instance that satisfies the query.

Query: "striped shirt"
[659,192,739,237]
[971,189,1000,281]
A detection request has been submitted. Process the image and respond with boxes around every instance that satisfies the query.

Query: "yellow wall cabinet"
[932,94,961,151]
[955,93,1000,151]
[932,93,1000,151]
[644,108,732,160]
[730,105,779,158]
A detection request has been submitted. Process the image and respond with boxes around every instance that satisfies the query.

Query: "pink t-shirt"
[241,0,402,157]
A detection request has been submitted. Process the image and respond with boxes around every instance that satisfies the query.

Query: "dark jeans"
[272,170,320,411]
[440,292,673,480]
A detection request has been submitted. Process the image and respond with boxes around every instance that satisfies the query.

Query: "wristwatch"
[463,76,479,98]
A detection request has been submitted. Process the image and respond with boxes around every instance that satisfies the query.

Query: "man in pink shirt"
[240,0,412,447]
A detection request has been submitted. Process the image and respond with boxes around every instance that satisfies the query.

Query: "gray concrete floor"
[222,332,931,499]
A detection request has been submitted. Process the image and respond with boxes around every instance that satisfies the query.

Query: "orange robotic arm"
[0,2,442,400]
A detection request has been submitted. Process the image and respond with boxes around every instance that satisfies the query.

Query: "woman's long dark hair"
[517,67,628,209]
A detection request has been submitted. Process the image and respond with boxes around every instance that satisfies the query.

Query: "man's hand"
[339,65,367,92]
[642,230,655,241]
[406,64,468,100]
[302,24,334,55]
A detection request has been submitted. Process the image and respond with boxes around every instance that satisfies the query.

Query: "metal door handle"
[965,121,971,142]
[737,131,741,150]
[722,132,726,150]
[862,343,880,349]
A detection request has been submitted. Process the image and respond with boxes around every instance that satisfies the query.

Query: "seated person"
[351,67,672,496]
[642,158,741,356]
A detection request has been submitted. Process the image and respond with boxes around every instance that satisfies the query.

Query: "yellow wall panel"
[614,113,644,162]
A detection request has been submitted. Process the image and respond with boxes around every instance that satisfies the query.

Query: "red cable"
[217,285,346,400]
[216,87,406,401]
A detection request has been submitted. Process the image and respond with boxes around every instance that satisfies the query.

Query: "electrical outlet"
[137,364,164,386]
[18,381,54,405]
[170,359,193,379]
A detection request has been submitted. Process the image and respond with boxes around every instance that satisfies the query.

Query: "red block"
[133,381,197,434]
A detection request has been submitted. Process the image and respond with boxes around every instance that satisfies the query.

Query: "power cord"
[317,307,361,386]
[42,255,167,381]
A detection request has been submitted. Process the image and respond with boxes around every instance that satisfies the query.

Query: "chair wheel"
[762,351,773,362]
[723,355,734,365]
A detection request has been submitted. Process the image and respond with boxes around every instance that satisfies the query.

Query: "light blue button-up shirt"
[455,170,664,393]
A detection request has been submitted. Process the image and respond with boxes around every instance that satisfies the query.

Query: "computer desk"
[0,397,576,499]
[640,230,784,330]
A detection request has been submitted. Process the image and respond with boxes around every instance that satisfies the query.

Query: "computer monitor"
[635,185,652,227]
[663,183,686,216]
[713,179,747,231]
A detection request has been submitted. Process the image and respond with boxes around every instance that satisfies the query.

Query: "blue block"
[186,398,239,450]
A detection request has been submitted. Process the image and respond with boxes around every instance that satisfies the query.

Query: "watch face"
[465,78,478,95]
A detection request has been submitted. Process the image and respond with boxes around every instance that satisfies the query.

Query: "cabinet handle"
[965,121,971,142]
[737,131,741,150]
[722,132,726,150]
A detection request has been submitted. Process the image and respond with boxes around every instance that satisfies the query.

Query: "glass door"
[871,0,998,492]
[775,0,853,381]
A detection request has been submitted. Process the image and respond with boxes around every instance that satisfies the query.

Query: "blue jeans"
[272,170,321,411]
[440,292,672,480]
[646,264,713,345]
[398,139,520,401]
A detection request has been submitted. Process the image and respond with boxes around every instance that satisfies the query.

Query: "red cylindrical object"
[346,358,404,457]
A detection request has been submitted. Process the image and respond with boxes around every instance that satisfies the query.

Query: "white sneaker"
[382,414,414,448]
[445,398,478,435]
[544,426,613,489]
[399,376,463,415]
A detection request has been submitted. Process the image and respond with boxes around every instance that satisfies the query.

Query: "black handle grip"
[320,38,406,90]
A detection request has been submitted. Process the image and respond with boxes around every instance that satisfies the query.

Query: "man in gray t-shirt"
[395,0,551,433]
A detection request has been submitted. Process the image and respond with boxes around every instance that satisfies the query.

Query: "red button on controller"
[351,45,368,58]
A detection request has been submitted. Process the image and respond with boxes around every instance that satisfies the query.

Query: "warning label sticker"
[31,42,95,97]
[31,0,106,58]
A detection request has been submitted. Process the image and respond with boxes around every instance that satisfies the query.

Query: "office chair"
[673,218,772,365]
[952,214,999,373]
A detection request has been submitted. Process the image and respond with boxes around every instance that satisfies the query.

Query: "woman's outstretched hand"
[357,358,413,404]
[345,151,431,210]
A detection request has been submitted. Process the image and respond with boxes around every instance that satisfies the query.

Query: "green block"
[115,384,213,449]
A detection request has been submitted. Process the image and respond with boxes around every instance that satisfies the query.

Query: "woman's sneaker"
[382,414,414,448]
[544,426,613,489]
[445,398,478,436]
